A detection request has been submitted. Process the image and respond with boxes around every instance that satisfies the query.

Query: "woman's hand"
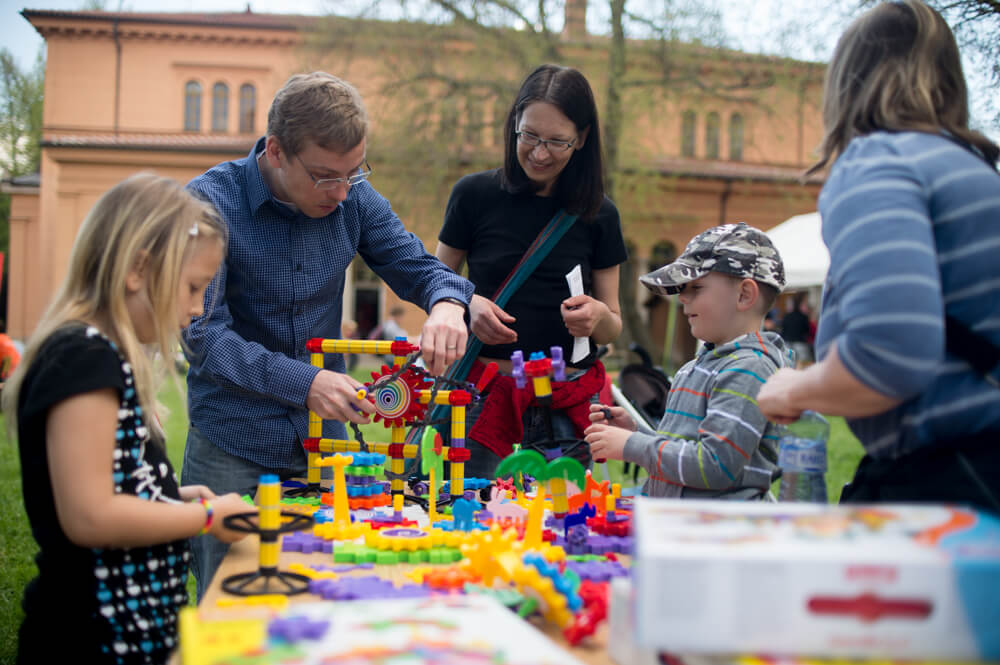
[469,294,518,345]
[561,295,609,337]
[757,368,807,425]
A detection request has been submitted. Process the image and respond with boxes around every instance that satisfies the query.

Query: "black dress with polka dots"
[16,325,190,664]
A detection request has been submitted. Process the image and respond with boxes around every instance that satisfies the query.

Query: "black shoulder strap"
[946,316,1000,388]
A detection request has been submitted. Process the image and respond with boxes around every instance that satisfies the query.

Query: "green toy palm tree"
[495,449,547,491]
[495,450,585,517]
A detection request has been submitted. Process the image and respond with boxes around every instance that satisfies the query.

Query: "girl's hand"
[587,403,636,431]
[207,493,254,544]
[179,485,216,502]
[583,423,630,461]
[561,295,608,337]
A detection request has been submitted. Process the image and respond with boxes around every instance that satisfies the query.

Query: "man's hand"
[306,370,375,424]
[583,422,630,461]
[421,299,468,376]
[561,295,609,337]
[469,294,517,345]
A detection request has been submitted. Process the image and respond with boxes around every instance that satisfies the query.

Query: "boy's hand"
[584,423,630,461]
[587,403,636,431]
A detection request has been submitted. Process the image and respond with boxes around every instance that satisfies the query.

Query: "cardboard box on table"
[629,498,1000,661]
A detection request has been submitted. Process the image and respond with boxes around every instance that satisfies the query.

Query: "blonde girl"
[4,173,250,664]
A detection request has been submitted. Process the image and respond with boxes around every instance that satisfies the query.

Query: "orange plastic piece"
[422,566,478,591]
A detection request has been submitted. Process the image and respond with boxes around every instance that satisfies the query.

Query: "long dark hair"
[501,64,606,220]
[809,0,998,174]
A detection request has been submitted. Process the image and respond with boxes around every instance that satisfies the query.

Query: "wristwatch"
[435,297,468,310]
[435,297,471,325]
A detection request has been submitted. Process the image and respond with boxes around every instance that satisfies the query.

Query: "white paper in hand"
[565,264,589,363]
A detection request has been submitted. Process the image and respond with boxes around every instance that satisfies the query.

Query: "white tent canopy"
[766,212,829,290]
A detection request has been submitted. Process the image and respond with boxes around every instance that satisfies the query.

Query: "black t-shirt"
[439,170,628,367]
[16,324,189,665]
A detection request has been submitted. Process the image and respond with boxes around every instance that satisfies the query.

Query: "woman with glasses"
[436,64,627,478]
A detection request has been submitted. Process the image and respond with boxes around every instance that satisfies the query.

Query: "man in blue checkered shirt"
[181,72,473,598]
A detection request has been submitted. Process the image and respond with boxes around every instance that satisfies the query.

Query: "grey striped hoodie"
[624,330,790,498]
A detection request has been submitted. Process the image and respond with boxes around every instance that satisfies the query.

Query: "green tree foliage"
[0,48,43,271]
[306,1,815,352]
[904,0,999,127]
[0,49,44,179]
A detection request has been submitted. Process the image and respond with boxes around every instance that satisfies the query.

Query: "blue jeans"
[180,426,307,601]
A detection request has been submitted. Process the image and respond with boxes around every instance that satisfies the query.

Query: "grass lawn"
[0,366,865,665]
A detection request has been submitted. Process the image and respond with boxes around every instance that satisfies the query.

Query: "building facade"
[7,6,823,352]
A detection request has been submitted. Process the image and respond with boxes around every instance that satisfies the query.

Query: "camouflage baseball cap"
[640,222,785,296]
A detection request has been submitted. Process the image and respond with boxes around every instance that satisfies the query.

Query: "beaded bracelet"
[198,497,214,535]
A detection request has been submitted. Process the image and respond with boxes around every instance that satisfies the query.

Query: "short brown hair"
[809,0,998,175]
[267,72,368,156]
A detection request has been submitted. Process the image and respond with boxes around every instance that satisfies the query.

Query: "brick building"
[5,6,824,362]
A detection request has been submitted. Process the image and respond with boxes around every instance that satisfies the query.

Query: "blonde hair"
[809,0,999,175]
[3,173,227,441]
[267,72,368,156]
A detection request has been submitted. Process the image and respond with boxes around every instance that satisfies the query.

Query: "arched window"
[464,96,483,146]
[729,113,744,161]
[239,83,256,134]
[705,112,720,159]
[212,82,229,133]
[650,240,678,272]
[184,80,201,132]
[681,110,696,157]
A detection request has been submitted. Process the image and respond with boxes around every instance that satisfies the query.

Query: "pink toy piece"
[485,486,528,523]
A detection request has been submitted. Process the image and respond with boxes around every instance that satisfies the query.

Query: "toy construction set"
[180,337,1000,665]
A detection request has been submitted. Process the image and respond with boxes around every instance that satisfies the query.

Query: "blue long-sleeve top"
[184,138,473,468]
[815,130,1000,459]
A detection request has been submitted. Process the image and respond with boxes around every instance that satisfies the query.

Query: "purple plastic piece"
[511,351,525,389]
[283,531,334,555]
[268,616,330,642]
[553,534,633,556]
[309,576,431,601]
[550,346,565,381]
[310,563,375,573]
[567,524,589,548]
[563,503,596,541]
[564,559,629,582]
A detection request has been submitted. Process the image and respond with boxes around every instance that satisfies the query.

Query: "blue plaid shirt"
[184,138,473,468]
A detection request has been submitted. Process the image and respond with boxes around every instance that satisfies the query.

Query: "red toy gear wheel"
[365,366,427,428]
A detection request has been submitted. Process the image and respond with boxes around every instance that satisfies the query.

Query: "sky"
[2,0,997,137]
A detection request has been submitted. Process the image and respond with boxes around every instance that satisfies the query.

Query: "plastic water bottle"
[778,411,829,502]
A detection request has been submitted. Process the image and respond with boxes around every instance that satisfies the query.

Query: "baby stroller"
[609,344,671,484]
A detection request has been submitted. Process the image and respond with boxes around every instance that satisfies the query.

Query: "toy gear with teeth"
[365,365,428,428]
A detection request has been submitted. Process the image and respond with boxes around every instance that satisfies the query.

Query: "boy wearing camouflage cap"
[585,222,791,498]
